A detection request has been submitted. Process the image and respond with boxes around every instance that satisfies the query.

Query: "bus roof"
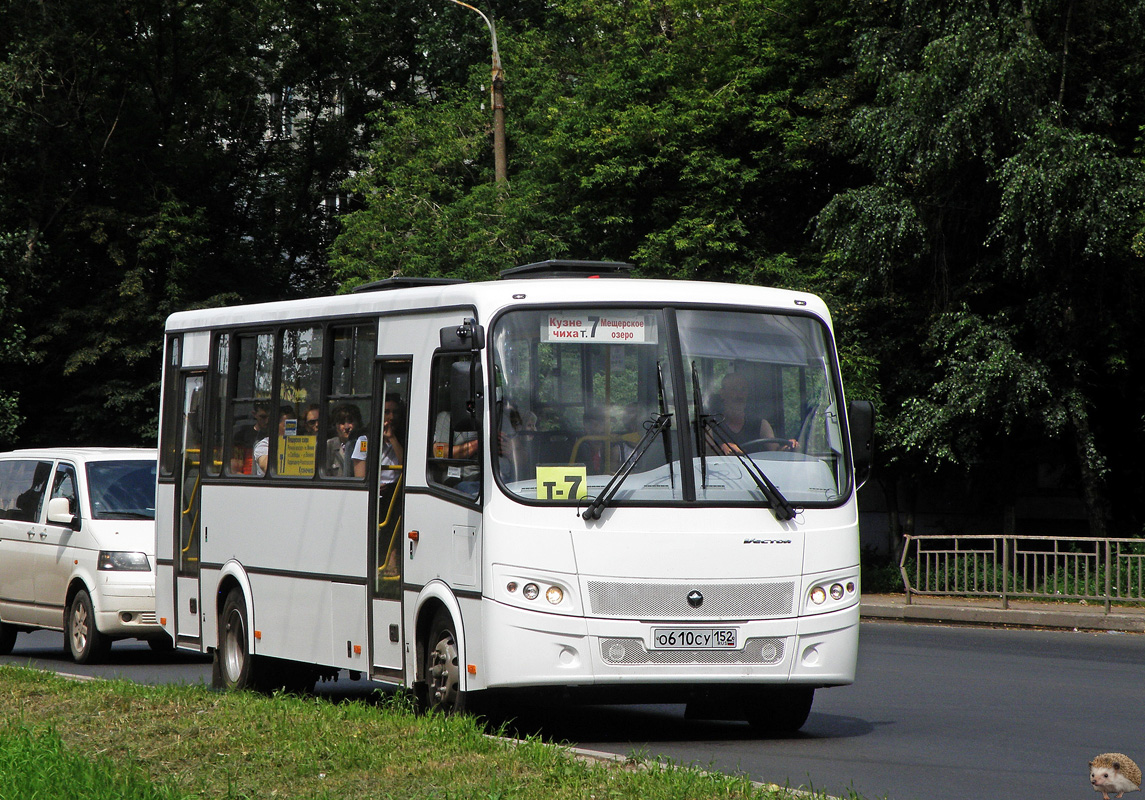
[164,275,831,333]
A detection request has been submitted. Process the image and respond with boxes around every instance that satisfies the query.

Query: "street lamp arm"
[445,0,502,76]
[445,0,507,185]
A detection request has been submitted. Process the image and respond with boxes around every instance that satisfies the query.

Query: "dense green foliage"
[3,0,1144,537]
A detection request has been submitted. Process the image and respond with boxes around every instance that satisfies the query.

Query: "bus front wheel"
[745,686,815,734]
[425,609,488,716]
[213,589,253,690]
[426,610,462,713]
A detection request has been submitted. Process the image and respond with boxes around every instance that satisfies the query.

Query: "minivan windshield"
[491,305,849,508]
[86,461,157,520]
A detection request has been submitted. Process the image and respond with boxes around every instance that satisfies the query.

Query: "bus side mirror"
[47,496,78,528]
[439,319,485,351]
[450,360,483,432]
[847,399,875,489]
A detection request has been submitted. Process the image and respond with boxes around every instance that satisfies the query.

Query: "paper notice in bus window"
[277,435,316,477]
[541,313,657,344]
[535,465,588,501]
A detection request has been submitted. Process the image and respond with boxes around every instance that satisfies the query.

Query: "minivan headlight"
[98,551,150,571]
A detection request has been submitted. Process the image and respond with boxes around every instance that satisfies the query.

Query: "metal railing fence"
[898,534,1145,612]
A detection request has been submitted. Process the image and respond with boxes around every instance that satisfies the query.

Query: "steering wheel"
[740,437,798,453]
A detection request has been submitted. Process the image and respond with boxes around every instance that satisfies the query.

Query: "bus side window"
[227,333,274,477]
[427,354,480,497]
[322,324,374,480]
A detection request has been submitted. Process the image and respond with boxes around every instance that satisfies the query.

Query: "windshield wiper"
[581,410,672,521]
[582,360,680,521]
[699,414,797,522]
[656,361,675,491]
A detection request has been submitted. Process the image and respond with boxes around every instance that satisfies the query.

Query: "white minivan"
[0,448,167,662]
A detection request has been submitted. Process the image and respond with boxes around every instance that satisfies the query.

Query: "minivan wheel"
[0,621,17,655]
[148,633,174,653]
[67,589,111,664]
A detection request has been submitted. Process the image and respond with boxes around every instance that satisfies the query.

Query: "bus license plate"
[651,627,738,650]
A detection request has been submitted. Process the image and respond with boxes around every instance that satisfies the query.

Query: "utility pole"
[446,0,506,185]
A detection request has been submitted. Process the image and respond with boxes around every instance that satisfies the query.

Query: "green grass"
[0,726,187,800]
[0,667,853,800]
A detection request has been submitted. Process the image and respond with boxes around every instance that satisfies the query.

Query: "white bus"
[156,260,873,731]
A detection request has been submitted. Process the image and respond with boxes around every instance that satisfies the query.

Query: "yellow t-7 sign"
[534,465,588,501]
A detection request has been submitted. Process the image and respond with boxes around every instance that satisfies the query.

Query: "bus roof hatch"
[499,260,633,279]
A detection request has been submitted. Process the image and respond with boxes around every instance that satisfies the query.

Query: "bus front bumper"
[477,600,858,692]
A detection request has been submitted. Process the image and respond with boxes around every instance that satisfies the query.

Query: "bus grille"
[138,612,159,625]
[586,580,794,618]
[599,637,785,666]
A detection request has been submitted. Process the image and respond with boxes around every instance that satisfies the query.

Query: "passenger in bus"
[711,372,794,454]
[232,401,271,473]
[432,408,480,494]
[325,403,362,477]
[253,405,296,476]
[353,394,405,482]
[366,395,406,577]
[303,404,321,436]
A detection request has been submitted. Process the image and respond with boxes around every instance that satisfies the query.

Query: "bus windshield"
[491,305,849,508]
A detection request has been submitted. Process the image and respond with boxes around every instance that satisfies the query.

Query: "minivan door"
[0,459,53,623]
[35,461,82,624]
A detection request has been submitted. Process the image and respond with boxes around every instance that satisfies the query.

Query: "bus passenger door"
[370,360,410,680]
[174,372,204,643]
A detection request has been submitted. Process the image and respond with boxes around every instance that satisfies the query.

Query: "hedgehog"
[1091,753,1142,800]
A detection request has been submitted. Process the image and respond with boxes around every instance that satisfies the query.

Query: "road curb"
[861,597,1145,633]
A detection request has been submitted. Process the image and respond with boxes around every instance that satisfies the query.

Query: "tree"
[0,0,439,445]
[815,0,1145,539]
[332,0,865,290]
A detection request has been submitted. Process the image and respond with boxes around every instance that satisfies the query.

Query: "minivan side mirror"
[847,399,875,489]
[47,496,78,528]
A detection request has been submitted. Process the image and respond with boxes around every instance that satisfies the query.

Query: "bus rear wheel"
[213,589,253,690]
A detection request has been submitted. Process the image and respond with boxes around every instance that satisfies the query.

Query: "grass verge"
[0,666,845,800]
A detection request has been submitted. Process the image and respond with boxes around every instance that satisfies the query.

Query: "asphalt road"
[3,621,1143,800]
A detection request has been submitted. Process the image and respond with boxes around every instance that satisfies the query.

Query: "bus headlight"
[806,577,858,613]
[98,551,151,571]
[494,566,579,614]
